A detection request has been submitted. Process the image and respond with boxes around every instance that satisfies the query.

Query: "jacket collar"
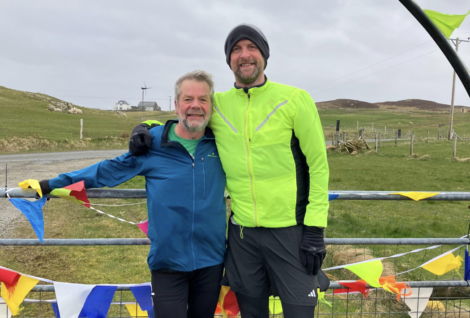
[161,119,215,148]
[234,75,270,96]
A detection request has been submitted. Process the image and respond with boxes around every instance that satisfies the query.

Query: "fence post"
[426,129,429,143]
[410,132,414,155]
[385,126,387,134]
[80,119,83,140]
[395,130,397,146]
[375,134,378,152]
[342,132,346,143]
[357,121,359,131]
[378,132,381,148]
[453,133,457,158]
[332,133,335,146]
[438,127,441,140]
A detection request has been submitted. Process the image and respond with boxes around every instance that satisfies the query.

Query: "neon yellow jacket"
[210,79,329,228]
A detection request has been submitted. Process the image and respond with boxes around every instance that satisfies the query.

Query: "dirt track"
[0,150,127,238]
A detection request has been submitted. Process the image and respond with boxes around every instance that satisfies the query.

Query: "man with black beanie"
[128,23,329,318]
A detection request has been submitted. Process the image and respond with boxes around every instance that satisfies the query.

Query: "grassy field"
[1,85,470,316]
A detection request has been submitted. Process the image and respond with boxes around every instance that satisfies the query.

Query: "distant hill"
[317,98,468,112]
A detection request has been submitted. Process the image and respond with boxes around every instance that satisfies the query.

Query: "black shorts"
[223,221,328,306]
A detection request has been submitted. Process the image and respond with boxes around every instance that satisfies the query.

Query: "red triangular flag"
[0,268,20,295]
[337,281,370,298]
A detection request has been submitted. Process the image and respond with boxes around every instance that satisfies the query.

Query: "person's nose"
[240,47,250,59]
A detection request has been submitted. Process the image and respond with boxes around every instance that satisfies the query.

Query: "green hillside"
[0,85,176,152]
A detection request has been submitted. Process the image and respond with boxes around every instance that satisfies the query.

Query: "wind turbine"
[141,83,151,109]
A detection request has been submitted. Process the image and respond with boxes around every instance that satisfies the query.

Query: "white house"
[113,100,132,111]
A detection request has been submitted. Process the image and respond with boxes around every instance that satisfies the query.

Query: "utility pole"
[448,37,470,140]
[169,96,172,111]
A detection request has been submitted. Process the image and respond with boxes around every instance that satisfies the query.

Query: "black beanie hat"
[224,24,270,69]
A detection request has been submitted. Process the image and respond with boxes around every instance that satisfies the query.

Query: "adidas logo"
[308,289,316,297]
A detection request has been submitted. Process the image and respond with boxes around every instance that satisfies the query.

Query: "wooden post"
[426,129,429,143]
[438,127,441,140]
[385,126,387,134]
[335,131,340,146]
[453,133,457,158]
[80,119,83,140]
[395,130,398,146]
[410,133,414,155]
[375,134,378,152]
[378,132,381,148]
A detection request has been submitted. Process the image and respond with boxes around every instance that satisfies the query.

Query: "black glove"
[129,123,154,156]
[299,226,326,276]
[30,180,51,199]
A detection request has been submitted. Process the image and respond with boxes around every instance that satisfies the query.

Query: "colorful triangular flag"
[402,287,433,318]
[336,281,370,298]
[18,179,43,198]
[217,286,240,318]
[269,296,283,314]
[80,285,117,318]
[421,251,463,276]
[344,260,383,287]
[390,192,438,201]
[137,220,149,237]
[0,274,39,315]
[424,9,470,39]
[125,304,149,317]
[8,196,47,242]
[130,285,153,312]
[50,181,90,208]
[54,282,95,318]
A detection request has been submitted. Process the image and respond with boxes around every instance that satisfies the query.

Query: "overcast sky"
[1,0,469,110]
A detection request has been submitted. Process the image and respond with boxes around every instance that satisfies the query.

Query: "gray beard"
[178,113,210,133]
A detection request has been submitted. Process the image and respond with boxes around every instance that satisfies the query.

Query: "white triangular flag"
[0,297,12,318]
[402,287,433,318]
[54,282,95,318]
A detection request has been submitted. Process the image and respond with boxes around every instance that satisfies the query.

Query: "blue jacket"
[49,120,227,272]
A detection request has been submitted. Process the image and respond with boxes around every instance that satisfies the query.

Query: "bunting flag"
[125,304,150,317]
[424,9,470,39]
[376,276,411,300]
[51,303,60,318]
[402,287,433,318]
[137,221,149,237]
[54,282,95,318]
[50,181,90,208]
[18,179,43,197]
[390,192,438,201]
[421,251,463,276]
[336,281,370,298]
[217,286,240,318]
[130,284,155,318]
[269,296,283,314]
[328,194,339,201]
[0,269,39,316]
[80,286,117,318]
[318,289,332,307]
[0,297,12,318]
[465,248,470,280]
[344,260,383,287]
[8,196,47,242]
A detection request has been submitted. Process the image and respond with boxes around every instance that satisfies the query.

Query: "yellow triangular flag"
[390,192,438,201]
[422,252,463,275]
[424,9,470,39]
[125,304,148,317]
[1,275,40,315]
[269,296,283,314]
[318,289,332,307]
[344,260,383,287]
[18,179,42,198]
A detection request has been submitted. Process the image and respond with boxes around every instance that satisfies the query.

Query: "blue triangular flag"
[465,247,470,280]
[130,285,153,311]
[9,196,46,241]
[147,308,155,318]
[81,285,117,318]
[328,194,339,201]
[51,302,60,318]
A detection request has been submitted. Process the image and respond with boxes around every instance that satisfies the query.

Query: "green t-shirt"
[168,123,201,157]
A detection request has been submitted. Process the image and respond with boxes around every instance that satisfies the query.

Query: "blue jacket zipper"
[201,157,206,198]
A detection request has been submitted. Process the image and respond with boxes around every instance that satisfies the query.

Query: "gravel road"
[0,149,127,238]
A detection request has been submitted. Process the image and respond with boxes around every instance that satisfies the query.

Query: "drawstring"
[240,225,244,239]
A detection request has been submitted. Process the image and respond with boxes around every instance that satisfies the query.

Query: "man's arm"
[293,89,329,276]
[48,153,146,191]
[293,90,329,228]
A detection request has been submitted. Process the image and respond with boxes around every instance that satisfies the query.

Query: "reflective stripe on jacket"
[49,120,227,271]
[210,79,328,228]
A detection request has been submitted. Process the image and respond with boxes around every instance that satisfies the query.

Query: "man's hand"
[129,123,153,156]
[299,226,326,276]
